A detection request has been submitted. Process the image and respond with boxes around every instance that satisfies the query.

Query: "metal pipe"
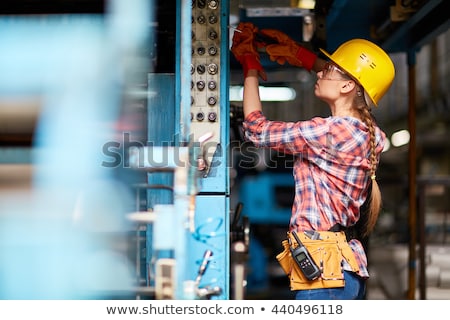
[406,50,417,300]
[418,179,426,299]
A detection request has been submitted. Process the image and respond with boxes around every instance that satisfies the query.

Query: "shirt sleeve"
[242,110,329,155]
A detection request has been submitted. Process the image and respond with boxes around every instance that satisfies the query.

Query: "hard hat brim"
[319,48,351,80]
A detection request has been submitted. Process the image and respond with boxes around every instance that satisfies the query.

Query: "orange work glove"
[231,22,267,81]
[258,29,317,71]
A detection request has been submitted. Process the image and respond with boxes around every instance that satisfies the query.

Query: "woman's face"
[314,63,351,103]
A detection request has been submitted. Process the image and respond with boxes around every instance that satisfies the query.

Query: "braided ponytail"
[354,87,382,237]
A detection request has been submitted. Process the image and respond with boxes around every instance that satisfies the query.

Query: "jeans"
[294,271,366,300]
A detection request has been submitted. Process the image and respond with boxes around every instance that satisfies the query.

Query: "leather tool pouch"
[276,231,359,290]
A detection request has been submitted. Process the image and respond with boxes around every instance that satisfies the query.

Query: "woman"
[231,22,395,300]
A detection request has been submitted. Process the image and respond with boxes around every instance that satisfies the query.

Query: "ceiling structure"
[231,0,449,62]
[315,0,449,53]
[1,0,448,73]
[0,0,448,52]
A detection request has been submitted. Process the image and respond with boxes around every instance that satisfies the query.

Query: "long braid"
[354,88,382,237]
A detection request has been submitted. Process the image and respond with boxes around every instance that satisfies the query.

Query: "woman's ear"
[340,80,356,94]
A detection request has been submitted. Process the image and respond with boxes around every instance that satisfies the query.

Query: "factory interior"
[0,0,449,300]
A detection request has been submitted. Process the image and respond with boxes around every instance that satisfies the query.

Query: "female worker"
[231,22,395,300]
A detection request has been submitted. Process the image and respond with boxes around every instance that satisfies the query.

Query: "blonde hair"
[353,85,382,237]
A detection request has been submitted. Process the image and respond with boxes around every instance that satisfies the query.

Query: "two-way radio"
[290,231,321,281]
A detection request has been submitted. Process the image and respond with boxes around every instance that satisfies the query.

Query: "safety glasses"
[319,62,351,81]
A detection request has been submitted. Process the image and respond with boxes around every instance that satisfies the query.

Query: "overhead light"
[391,129,410,147]
[296,0,316,10]
[229,86,296,102]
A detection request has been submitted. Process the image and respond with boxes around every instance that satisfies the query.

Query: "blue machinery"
[140,0,231,299]
[112,0,233,299]
[0,0,232,299]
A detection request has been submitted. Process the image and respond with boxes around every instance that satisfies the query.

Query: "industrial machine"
[0,0,449,301]
[129,0,231,299]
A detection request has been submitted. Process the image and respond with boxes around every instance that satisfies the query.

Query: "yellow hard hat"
[320,39,395,106]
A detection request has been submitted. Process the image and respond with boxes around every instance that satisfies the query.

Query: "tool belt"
[276,230,360,290]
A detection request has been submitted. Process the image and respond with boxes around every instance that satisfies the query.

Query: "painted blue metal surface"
[187,194,229,300]
[324,0,372,51]
[170,0,230,298]
[239,173,294,225]
[146,74,176,291]
[146,37,231,297]
[175,0,193,145]
[147,74,176,208]
[324,0,449,53]
[0,147,32,164]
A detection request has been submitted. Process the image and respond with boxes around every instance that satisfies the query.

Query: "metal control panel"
[169,0,229,299]
[190,0,222,166]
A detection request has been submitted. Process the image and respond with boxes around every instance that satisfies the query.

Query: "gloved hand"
[231,22,267,81]
[258,29,317,71]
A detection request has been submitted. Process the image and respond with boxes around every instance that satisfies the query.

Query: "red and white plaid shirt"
[243,110,386,278]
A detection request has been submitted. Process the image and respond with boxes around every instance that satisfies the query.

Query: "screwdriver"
[195,250,213,286]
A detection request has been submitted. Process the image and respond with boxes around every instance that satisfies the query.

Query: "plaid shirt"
[243,110,386,278]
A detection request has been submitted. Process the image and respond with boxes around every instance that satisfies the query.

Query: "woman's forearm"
[243,70,263,118]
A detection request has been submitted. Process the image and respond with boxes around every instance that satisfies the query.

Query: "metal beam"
[382,0,449,52]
